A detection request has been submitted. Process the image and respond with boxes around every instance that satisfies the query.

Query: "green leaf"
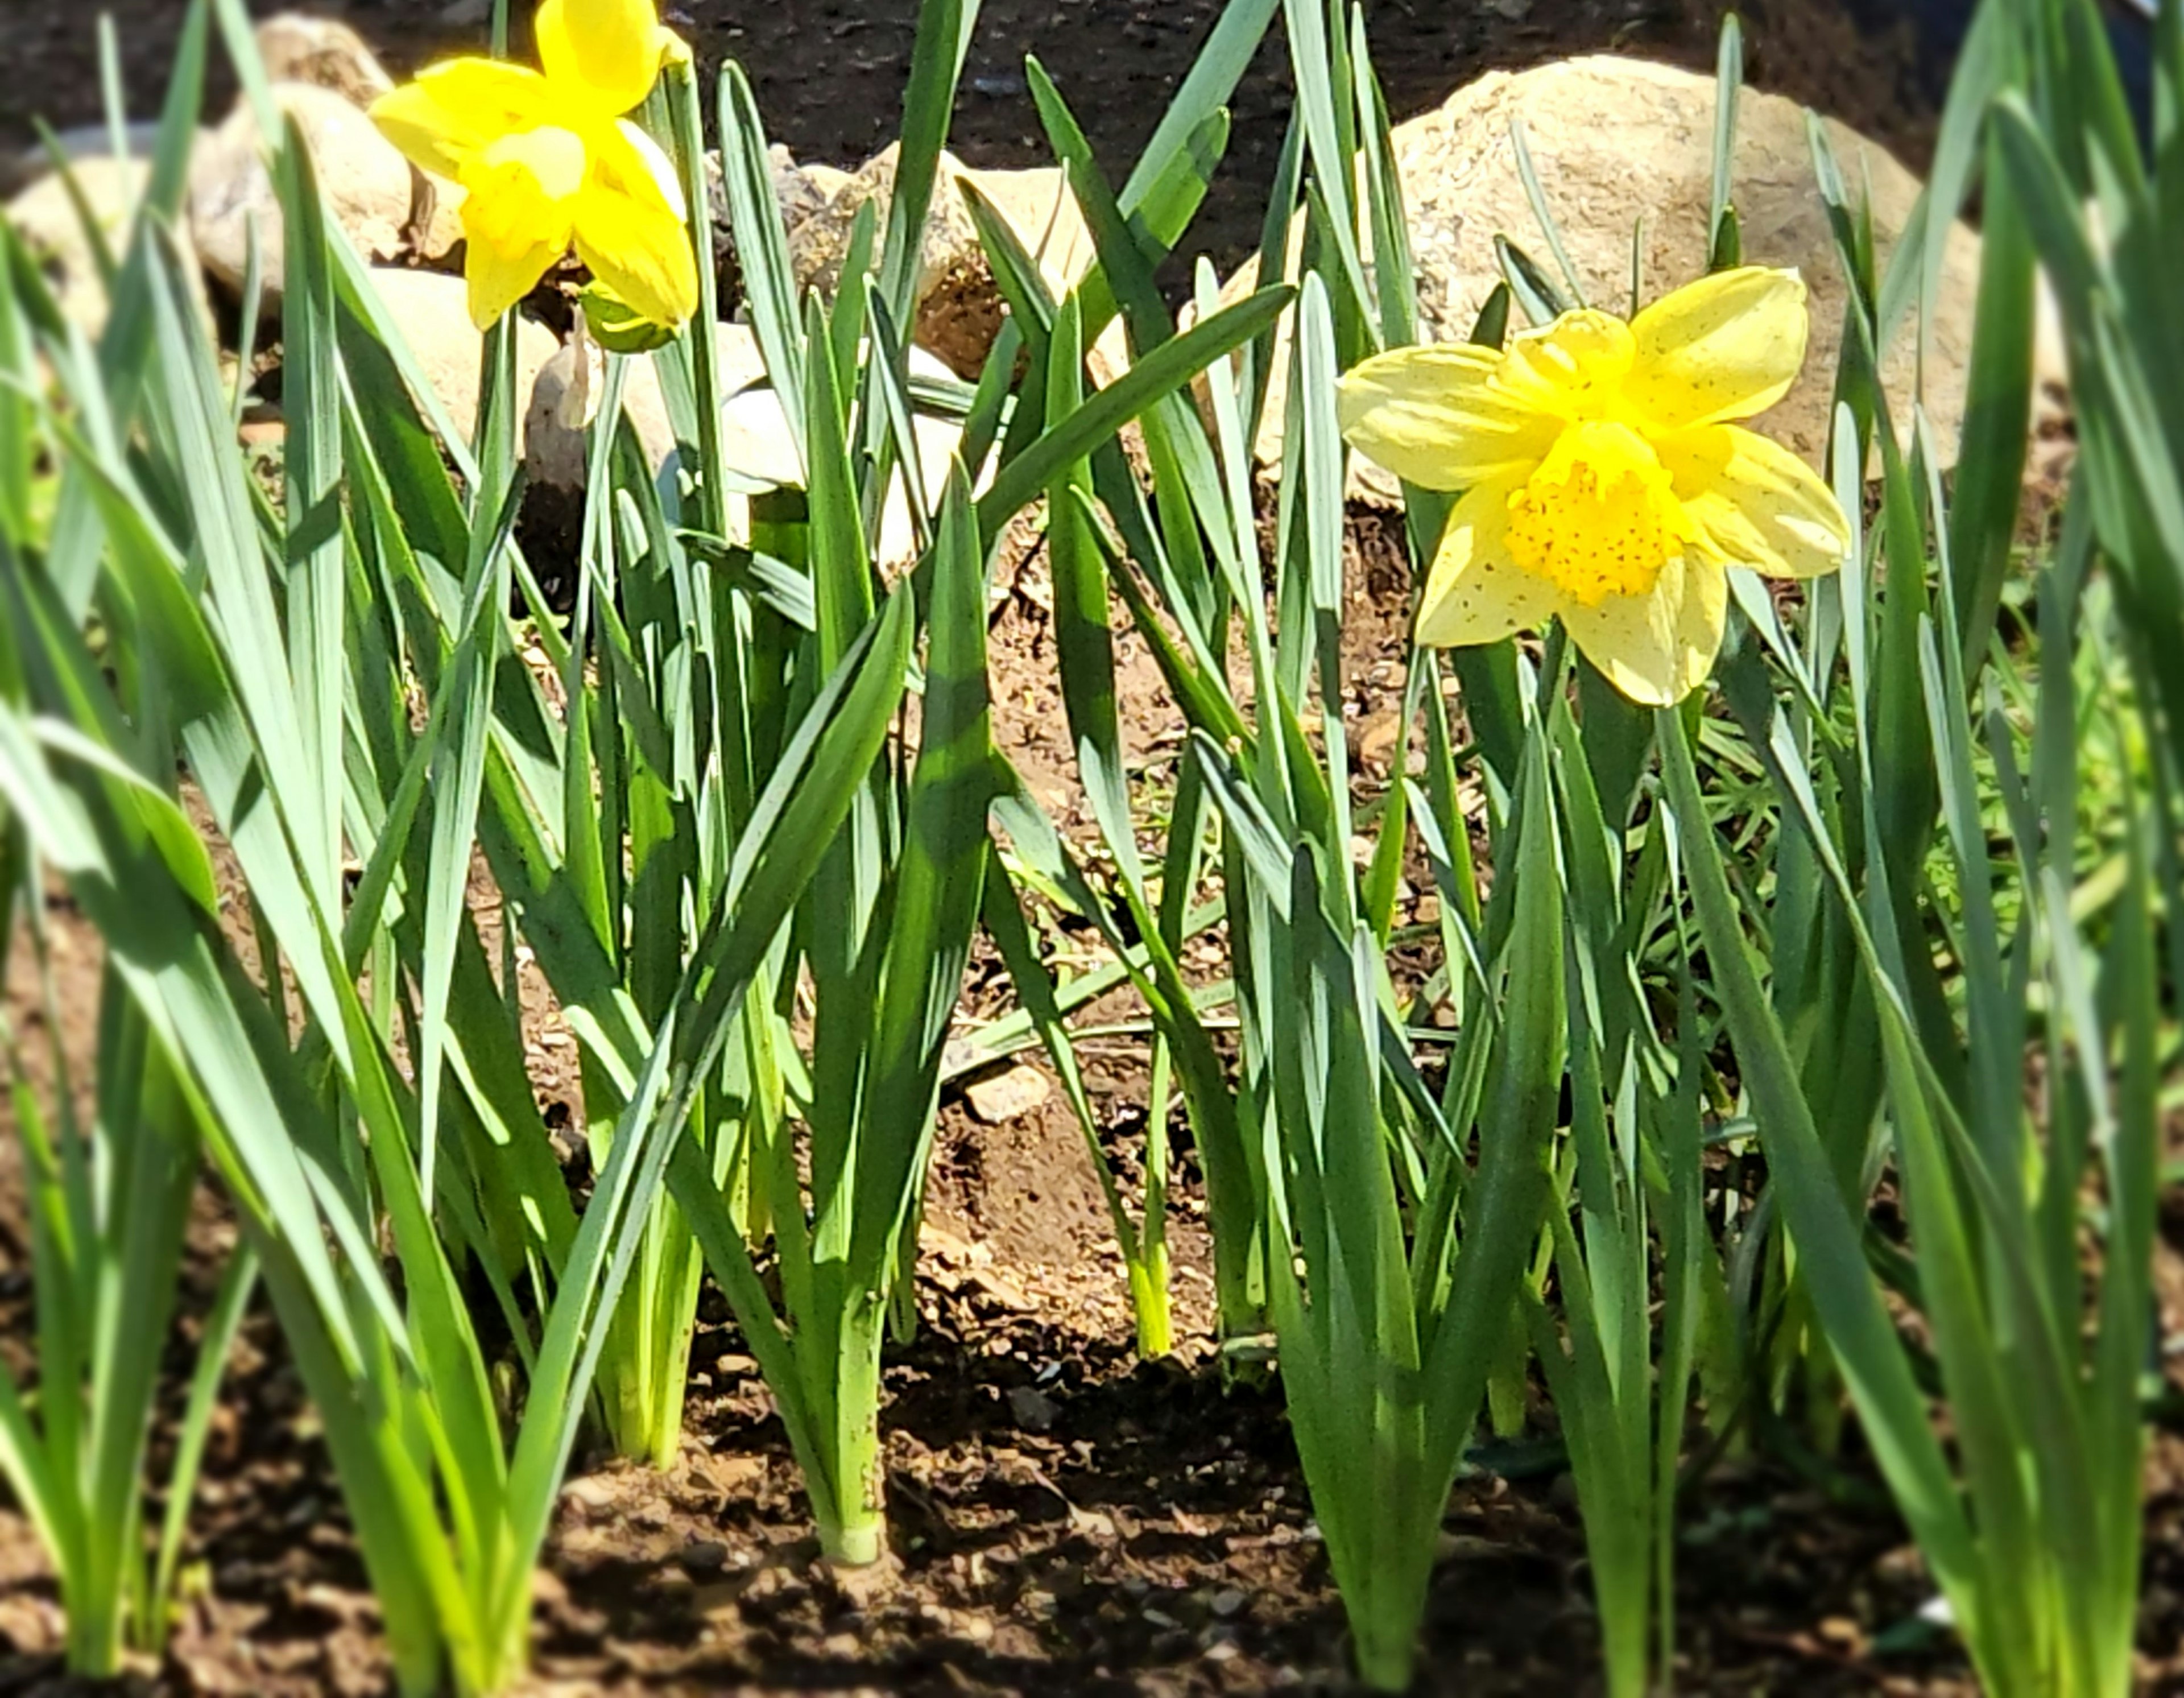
[879,0,979,332]
[1708,16,1744,258]
[1656,707,1980,1610]
[1119,0,1276,210]
[512,580,914,1507]
[1495,234,1574,325]
[978,284,1293,539]
[718,63,806,456]
[848,465,996,1271]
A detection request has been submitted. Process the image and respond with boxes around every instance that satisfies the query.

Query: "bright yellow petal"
[1623,267,1807,432]
[1560,551,1726,706]
[1415,477,1563,647]
[610,119,687,220]
[1496,309,1636,419]
[462,217,561,329]
[571,122,697,328]
[369,59,556,180]
[536,0,672,116]
[1337,344,1560,490]
[1658,424,1850,579]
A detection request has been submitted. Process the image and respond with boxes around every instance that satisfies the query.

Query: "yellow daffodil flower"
[369,0,698,332]
[1338,267,1851,705]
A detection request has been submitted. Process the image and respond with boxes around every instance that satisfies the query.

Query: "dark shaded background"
[4,0,2157,273]
[3,0,1963,267]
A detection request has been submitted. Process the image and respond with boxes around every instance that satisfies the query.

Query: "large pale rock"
[699,144,820,301]
[1239,56,1996,500]
[251,16,466,255]
[956,164,1095,290]
[716,341,973,564]
[4,157,213,340]
[1,122,192,197]
[523,321,770,487]
[253,14,394,108]
[780,144,1102,378]
[189,83,424,307]
[361,268,557,447]
[784,143,975,309]
[942,160,1110,377]
[524,325,968,568]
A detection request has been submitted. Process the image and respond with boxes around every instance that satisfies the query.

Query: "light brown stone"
[190,83,437,308]
[523,325,968,569]
[524,321,770,487]
[1232,56,2016,500]
[4,157,213,340]
[253,14,395,108]
[964,1063,1052,1125]
[780,144,1107,378]
[359,268,557,448]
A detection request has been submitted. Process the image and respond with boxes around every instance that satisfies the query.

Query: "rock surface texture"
[5,156,213,338]
[1239,56,1996,501]
[1,123,184,198]
[524,321,772,489]
[253,14,396,109]
[524,323,967,570]
[189,82,424,307]
[363,267,557,448]
[780,143,1098,377]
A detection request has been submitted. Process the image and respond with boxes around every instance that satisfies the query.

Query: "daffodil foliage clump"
[0,0,2175,1695]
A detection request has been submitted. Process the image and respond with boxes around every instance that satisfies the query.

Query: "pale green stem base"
[63,1590,124,1680]
[598,1188,704,1469]
[1129,1246,1173,1360]
[810,1295,890,1571]
[1350,1609,1420,1694]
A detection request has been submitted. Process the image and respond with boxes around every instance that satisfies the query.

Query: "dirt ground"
[5,512,2184,1696]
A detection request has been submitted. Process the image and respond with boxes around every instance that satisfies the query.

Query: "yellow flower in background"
[370,0,698,331]
[1338,267,1851,706]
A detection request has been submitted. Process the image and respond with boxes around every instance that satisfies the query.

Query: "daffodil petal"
[462,218,561,329]
[536,0,672,116]
[1337,344,1560,490]
[572,122,698,328]
[369,59,557,180]
[1658,424,1850,579]
[1623,267,1807,431]
[611,119,687,220]
[1560,551,1726,706]
[1496,310,1636,418]
[1415,477,1562,646]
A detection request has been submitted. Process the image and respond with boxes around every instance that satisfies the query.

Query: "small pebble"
[1007,1385,1059,1432]
[562,1475,617,1510]
[965,1063,1052,1123]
